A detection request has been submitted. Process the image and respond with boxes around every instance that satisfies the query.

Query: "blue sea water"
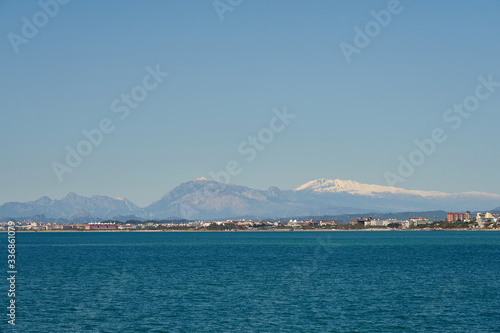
[3,231,500,332]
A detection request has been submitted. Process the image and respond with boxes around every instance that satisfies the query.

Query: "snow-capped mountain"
[1,178,499,221]
[292,178,500,212]
[294,178,447,197]
[294,178,500,199]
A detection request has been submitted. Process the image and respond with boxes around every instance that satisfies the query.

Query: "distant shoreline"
[2,229,499,233]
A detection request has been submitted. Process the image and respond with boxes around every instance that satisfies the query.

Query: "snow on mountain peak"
[294,178,448,198]
[193,177,209,181]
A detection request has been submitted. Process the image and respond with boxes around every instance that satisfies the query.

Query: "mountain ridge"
[294,178,500,199]
[1,178,499,221]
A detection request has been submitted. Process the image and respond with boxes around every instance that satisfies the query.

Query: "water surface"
[4,231,500,332]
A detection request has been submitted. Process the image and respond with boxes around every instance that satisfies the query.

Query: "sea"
[3,231,500,332]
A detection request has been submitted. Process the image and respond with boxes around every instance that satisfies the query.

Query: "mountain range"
[1,178,499,222]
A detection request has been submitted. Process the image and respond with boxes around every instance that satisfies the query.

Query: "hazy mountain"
[0,193,141,219]
[1,178,499,221]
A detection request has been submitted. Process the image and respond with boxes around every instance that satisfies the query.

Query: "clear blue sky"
[1,0,499,207]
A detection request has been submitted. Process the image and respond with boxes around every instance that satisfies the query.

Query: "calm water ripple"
[3,231,499,332]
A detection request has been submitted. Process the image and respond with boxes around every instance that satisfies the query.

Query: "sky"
[1,0,499,207]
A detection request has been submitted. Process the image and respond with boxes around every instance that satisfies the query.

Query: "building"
[288,219,304,227]
[319,220,338,226]
[384,219,403,226]
[402,217,431,228]
[408,217,430,224]
[188,221,204,227]
[476,212,499,227]
[304,220,319,226]
[447,212,471,222]
[350,217,372,226]
[53,224,74,230]
[233,220,255,227]
[27,223,44,231]
[365,219,403,227]
[476,212,497,221]
[476,212,500,228]
[118,224,137,230]
[85,223,118,230]
[365,219,384,227]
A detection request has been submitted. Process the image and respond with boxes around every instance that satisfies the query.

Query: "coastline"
[2,228,499,233]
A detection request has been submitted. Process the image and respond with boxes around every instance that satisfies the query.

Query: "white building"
[118,224,137,230]
[365,219,402,227]
[476,212,499,228]
[288,219,303,227]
